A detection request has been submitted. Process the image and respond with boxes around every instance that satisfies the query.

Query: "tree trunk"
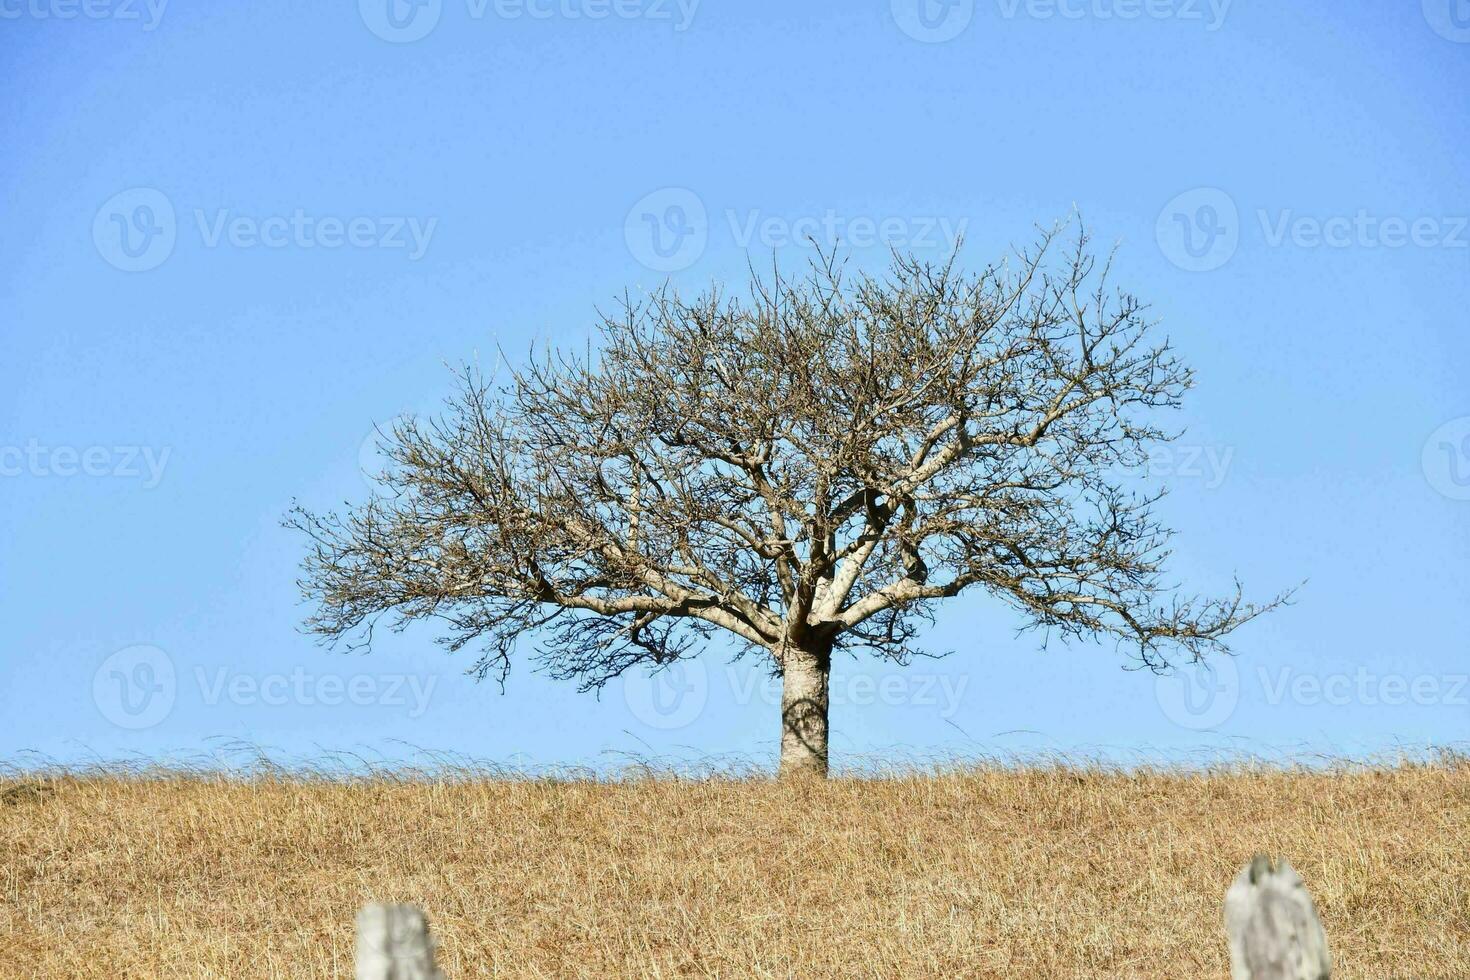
[778,642,831,779]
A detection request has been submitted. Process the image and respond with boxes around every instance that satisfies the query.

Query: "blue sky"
[2,0,1467,772]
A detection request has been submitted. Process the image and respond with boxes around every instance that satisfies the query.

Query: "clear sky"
[2,0,1467,773]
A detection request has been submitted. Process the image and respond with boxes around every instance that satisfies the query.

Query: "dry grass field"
[3,761,1468,978]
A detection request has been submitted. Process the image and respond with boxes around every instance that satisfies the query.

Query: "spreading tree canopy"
[289,227,1285,777]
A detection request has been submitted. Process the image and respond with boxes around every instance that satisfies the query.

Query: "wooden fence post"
[1224,854,1331,980]
[356,903,444,980]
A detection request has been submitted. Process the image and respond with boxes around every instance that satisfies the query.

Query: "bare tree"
[289,226,1286,778]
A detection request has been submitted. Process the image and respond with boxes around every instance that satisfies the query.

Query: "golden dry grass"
[3,762,1468,978]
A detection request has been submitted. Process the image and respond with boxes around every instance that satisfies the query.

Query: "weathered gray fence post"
[356,903,444,980]
[1224,854,1331,980]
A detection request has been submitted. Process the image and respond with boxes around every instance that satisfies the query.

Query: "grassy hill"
[3,761,1468,977]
